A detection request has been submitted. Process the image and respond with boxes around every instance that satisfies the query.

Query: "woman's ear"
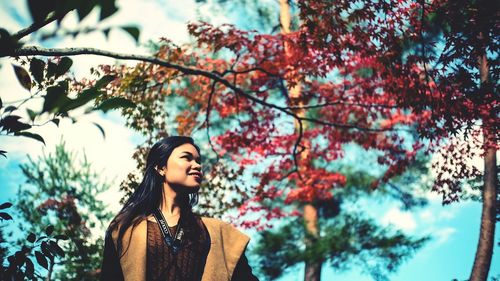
[155,166,165,176]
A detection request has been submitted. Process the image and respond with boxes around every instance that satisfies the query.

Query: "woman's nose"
[192,161,202,170]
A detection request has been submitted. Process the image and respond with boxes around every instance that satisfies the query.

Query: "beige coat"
[110,217,250,281]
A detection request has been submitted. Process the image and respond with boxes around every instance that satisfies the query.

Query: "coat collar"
[111,217,250,281]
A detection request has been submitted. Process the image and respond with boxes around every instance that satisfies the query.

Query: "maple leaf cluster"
[94,0,497,228]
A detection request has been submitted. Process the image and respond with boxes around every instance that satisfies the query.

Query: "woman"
[100,136,259,281]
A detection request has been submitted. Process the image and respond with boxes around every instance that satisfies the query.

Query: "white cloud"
[381,207,417,232]
[419,210,435,223]
[434,227,456,245]
[438,209,456,220]
[419,207,456,224]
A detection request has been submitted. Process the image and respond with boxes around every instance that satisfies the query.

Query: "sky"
[0,0,498,280]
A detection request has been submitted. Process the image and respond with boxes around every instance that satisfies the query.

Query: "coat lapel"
[201,217,250,281]
[111,217,250,281]
[111,220,147,281]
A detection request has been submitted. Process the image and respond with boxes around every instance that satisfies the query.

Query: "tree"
[293,1,498,278]
[0,201,68,281]
[95,2,430,281]
[0,0,138,157]
[1,0,496,280]
[9,142,113,280]
[251,155,431,281]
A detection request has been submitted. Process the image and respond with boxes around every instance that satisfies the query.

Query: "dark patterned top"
[146,212,210,281]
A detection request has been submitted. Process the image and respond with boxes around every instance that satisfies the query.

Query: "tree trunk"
[279,1,322,280]
[469,41,497,281]
[304,204,322,281]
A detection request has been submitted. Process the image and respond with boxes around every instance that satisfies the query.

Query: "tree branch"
[292,118,306,182]
[10,46,409,133]
[221,67,280,78]
[204,80,221,161]
[286,101,399,110]
[13,13,61,40]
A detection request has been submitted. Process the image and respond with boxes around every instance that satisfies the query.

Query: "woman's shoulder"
[106,216,148,242]
[198,216,232,228]
[199,216,249,238]
[199,216,223,224]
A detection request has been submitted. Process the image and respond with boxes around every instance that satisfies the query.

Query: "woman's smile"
[190,174,202,182]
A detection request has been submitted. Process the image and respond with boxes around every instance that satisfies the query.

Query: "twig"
[286,100,399,110]
[204,80,221,161]
[13,13,61,40]
[292,119,305,182]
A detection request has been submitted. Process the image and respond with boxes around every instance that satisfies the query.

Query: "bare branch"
[204,80,221,161]
[292,119,305,182]
[286,101,399,110]
[299,116,407,132]
[278,168,299,182]
[232,73,245,128]
[222,67,280,77]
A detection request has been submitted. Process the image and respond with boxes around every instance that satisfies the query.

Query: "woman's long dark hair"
[107,136,200,257]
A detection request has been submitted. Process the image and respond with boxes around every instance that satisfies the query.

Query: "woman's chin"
[189,185,201,192]
[169,183,200,193]
[183,184,201,193]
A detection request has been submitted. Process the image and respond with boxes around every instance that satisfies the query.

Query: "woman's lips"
[189,173,202,181]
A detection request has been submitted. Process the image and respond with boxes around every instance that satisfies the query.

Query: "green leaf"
[93,122,105,139]
[53,1,77,25]
[46,61,57,79]
[14,131,45,145]
[102,27,111,39]
[42,85,70,113]
[120,26,140,44]
[40,242,53,259]
[35,251,48,269]
[0,202,12,209]
[61,88,102,112]
[0,28,21,56]
[56,57,73,78]
[12,64,32,91]
[25,258,34,277]
[76,1,96,21]
[51,118,60,127]
[0,115,32,133]
[48,241,65,257]
[27,233,36,243]
[0,96,3,109]
[0,150,6,158]
[95,97,136,112]
[0,212,12,220]
[54,234,69,240]
[45,225,54,235]
[30,58,45,84]
[95,74,116,89]
[27,108,37,121]
[4,106,16,113]
[14,251,26,267]
[100,0,118,20]
[27,0,53,23]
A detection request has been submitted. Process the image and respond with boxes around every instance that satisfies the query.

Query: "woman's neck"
[160,184,181,217]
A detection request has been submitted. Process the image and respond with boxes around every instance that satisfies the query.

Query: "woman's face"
[160,143,202,191]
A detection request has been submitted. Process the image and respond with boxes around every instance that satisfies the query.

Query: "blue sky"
[0,0,498,280]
